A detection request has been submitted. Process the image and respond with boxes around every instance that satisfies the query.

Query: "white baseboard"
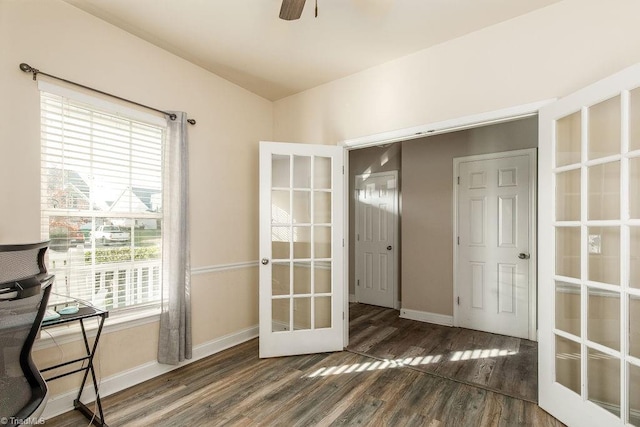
[399,308,453,327]
[349,295,401,309]
[42,324,259,420]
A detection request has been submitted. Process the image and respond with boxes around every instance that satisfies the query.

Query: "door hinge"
[457,236,460,245]
[457,296,460,305]
[357,279,360,287]
[343,312,345,320]
[357,233,360,241]
[457,176,460,185]
[342,166,345,175]
[342,238,345,247]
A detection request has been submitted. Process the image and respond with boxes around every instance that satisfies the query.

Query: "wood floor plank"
[350,325,398,353]
[408,373,459,420]
[289,365,382,426]
[441,383,488,426]
[306,376,380,426]
[328,394,384,426]
[368,405,427,427]
[471,358,496,386]
[364,364,417,403]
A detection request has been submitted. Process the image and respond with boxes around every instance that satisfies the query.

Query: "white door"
[539,63,640,426]
[259,141,344,358]
[355,172,398,309]
[455,149,536,340]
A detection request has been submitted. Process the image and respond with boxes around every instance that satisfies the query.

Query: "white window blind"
[40,89,165,311]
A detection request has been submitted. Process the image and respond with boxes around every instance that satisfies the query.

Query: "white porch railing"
[49,247,161,310]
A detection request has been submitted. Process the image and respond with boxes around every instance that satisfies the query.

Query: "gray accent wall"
[401,116,538,316]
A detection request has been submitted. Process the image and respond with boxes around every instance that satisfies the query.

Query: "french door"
[539,63,640,426]
[258,141,344,358]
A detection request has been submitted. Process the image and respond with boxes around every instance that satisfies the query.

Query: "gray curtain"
[158,111,192,365]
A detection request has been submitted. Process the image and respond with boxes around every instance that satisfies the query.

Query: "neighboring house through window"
[40,82,166,312]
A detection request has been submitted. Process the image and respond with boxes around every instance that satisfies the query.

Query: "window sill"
[34,305,161,351]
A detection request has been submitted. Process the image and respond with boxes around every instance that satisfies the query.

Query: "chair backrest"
[0,242,54,422]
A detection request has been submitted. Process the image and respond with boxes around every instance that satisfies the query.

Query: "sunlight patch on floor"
[450,348,517,361]
[306,348,519,377]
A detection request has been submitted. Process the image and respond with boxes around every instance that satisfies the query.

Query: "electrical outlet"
[588,234,602,254]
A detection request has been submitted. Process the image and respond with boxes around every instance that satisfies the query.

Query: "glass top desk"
[41,303,109,427]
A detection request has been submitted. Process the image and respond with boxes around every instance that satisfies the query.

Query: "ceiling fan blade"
[279,0,306,20]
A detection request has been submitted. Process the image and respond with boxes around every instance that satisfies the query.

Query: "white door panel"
[355,172,398,308]
[259,141,344,358]
[456,150,534,340]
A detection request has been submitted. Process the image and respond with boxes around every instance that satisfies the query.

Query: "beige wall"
[401,117,538,315]
[1,0,269,399]
[273,0,640,145]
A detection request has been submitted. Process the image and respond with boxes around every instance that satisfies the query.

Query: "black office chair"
[0,242,54,425]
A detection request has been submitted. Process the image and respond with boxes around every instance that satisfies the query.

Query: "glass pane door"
[540,66,640,426]
[270,154,333,332]
[259,141,344,358]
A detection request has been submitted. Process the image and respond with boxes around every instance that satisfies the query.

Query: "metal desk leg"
[74,315,108,427]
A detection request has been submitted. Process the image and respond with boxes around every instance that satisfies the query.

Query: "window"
[40,86,166,312]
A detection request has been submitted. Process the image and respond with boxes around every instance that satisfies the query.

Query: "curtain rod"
[19,63,196,125]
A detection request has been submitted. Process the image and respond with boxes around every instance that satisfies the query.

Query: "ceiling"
[63,0,562,101]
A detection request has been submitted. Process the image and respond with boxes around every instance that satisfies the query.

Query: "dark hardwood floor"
[347,303,538,402]
[47,338,560,426]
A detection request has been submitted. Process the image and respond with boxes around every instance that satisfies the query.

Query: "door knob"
[387,246,392,251]
[261,258,269,265]
[518,253,530,260]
